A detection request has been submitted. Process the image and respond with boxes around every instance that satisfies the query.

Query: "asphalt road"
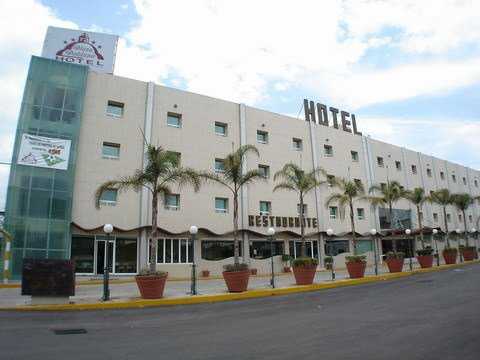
[1,264,479,360]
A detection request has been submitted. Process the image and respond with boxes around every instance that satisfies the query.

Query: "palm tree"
[201,145,263,266]
[403,187,428,249]
[429,189,454,248]
[95,144,201,272]
[325,177,365,255]
[273,163,326,257]
[452,193,474,247]
[365,180,406,251]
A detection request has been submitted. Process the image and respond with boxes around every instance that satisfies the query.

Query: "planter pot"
[292,265,317,285]
[416,255,434,269]
[443,251,457,264]
[462,249,475,261]
[283,266,291,273]
[135,274,168,299]
[346,261,366,279]
[385,258,404,273]
[223,270,250,292]
[250,268,258,276]
[325,263,333,270]
[201,270,210,277]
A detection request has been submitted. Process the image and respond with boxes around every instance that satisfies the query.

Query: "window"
[259,201,272,215]
[214,158,225,173]
[452,174,456,183]
[257,130,268,144]
[395,161,402,170]
[351,151,359,162]
[325,240,350,256]
[324,144,333,157]
[469,215,473,223]
[292,138,303,151]
[462,177,467,185]
[377,157,384,167]
[440,171,445,180]
[327,174,335,186]
[99,189,117,205]
[106,100,124,117]
[380,183,387,191]
[102,142,120,159]
[290,240,319,259]
[329,206,338,219]
[215,122,227,136]
[357,208,365,220]
[156,238,192,264]
[167,113,182,128]
[202,241,242,260]
[258,164,270,178]
[411,165,417,174]
[427,168,432,177]
[447,213,451,222]
[433,213,439,222]
[215,197,228,213]
[297,203,308,216]
[165,194,180,210]
[250,241,284,259]
[475,180,479,188]
[458,214,462,222]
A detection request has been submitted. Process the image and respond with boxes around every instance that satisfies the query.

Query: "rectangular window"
[324,144,333,157]
[357,208,365,220]
[106,101,124,117]
[458,214,462,222]
[395,161,402,170]
[259,201,272,215]
[469,215,473,223]
[214,158,225,173]
[257,130,268,144]
[292,138,303,151]
[100,189,117,205]
[165,194,180,210]
[201,241,242,260]
[351,151,359,162]
[215,122,227,136]
[411,165,417,174]
[167,113,182,128]
[329,206,338,219]
[447,213,451,222]
[102,142,120,159]
[327,175,335,186]
[452,174,456,183]
[380,183,387,191]
[258,164,270,178]
[462,177,467,185]
[433,213,438,222]
[325,240,350,256]
[157,238,191,264]
[475,180,479,188]
[250,241,284,259]
[427,168,432,177]
[377,157,384,167]
[297,203,308,216]
[215,197,228,213]
[440,171,445,180]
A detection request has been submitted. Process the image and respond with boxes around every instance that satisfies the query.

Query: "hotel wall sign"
[304,99,362,136]
[249,215,318,229]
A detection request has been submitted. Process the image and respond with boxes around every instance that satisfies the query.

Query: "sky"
[1,0,480,209]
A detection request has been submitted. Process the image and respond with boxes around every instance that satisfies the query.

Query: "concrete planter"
[416,255,434,268]
[223,270,250,292]
[292,265,317,285]
[385,258,404,273]
[135,274,168,299]
[346,261,366,278]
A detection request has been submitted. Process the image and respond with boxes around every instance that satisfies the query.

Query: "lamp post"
[326,228,335,280]
[470,228,477,259]
[405,229,413,271]
[267,227,275,288]
[102,223,113,301]
[432,229,440,266]
[455,228,463,263]
[370,229,378,275]
[189,225,198,295]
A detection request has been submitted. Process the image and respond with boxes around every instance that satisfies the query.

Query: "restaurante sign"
[249,215,318,228]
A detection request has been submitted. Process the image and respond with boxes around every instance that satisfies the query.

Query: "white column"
[239,103,250,264]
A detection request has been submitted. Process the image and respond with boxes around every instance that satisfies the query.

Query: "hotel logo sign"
[41,26,118,74]
[17,134,71,171]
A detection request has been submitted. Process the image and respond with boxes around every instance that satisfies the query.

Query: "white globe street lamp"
[189,225,198,295]
[432,229,439,266]
[404,229,413,270]
[326,228,334,236]
[267,227,276,288]
[370,229,378,275]
[102,223,113,301]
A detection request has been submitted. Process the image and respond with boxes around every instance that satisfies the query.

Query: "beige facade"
[70,71,480,277]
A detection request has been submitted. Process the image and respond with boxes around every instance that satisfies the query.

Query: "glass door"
[96,240,114,274]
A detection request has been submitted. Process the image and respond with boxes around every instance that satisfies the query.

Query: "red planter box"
[250,268,258,276]
[443,251,457,264]
[416,255,434,268]
[283,266,291,273]
[223,270,250,292]
[346,261,366,278]
[385,258,404,273]
[462,249,475,261]
[201,270,210,277]
[292,265,317,285]
[135,274,168,299]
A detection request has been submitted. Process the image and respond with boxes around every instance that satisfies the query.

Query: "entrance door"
[96,240,114,274]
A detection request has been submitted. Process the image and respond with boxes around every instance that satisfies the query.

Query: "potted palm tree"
[366,181,406,273]
[452,193,476,261]
[95,144,201,299]
[403,188,433,268]
[273,163,326,285]
[201,145,263,292]
[326,177,367,278]
[429,189,457,264]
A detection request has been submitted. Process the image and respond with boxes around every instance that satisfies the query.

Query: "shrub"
[416,248,434,256]
[137,268,167,277]
[324,256,333,264]
[292,257,318,267]
[385,251,405,260]
[281,254,292,263]
[443,247,458,254]
[223,263,249,272]
[345,255,366,263]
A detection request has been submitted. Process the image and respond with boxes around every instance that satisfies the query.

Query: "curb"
[1,260,478,312]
